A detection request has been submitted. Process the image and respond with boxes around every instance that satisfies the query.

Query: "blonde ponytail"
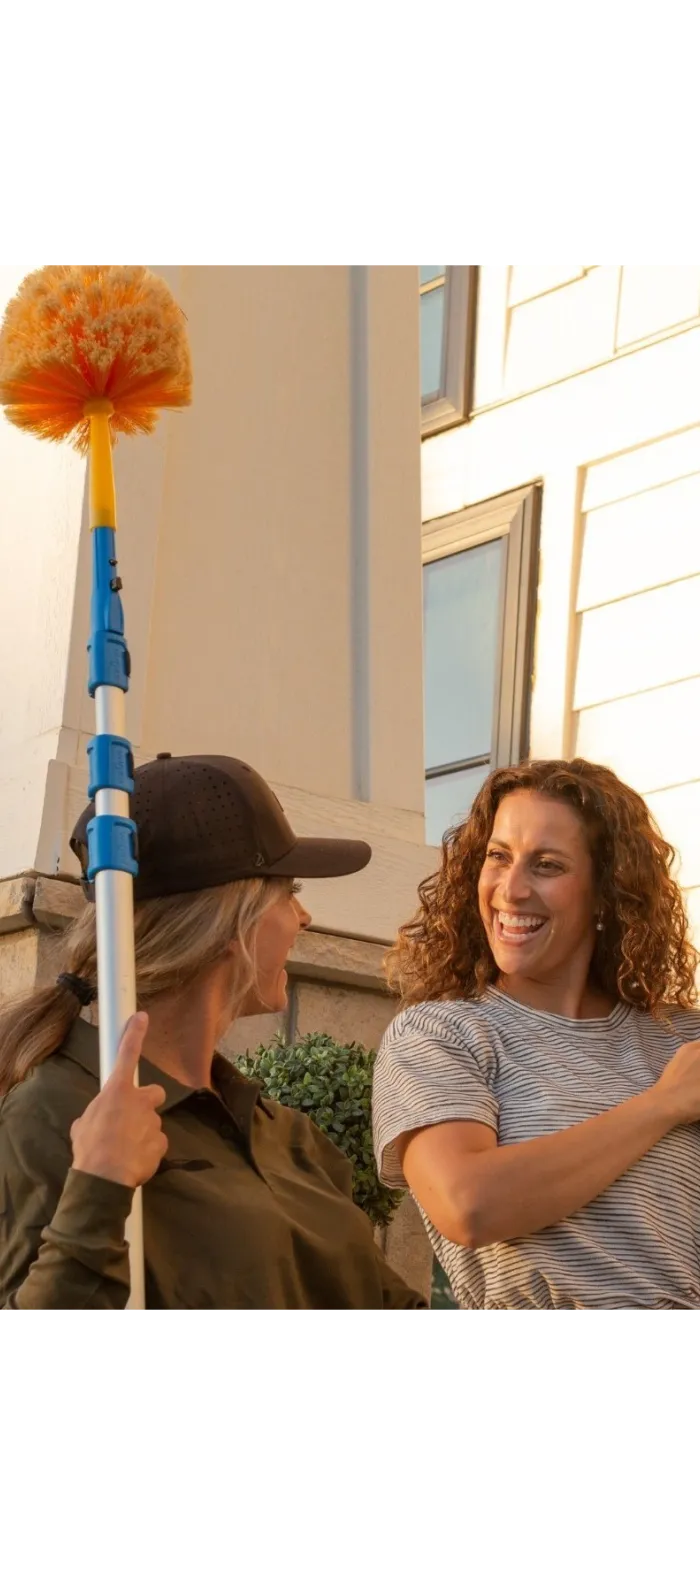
[0,876,286,1096]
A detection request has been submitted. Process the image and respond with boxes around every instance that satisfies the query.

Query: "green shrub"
[236,1031,404,1230]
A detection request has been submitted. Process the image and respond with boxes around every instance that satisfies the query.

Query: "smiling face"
[477,790,599,989]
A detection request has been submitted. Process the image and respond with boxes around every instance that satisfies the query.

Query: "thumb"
[111,1012,149,1082]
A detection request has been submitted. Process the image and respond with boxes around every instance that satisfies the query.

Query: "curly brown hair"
[385,758,698,1015]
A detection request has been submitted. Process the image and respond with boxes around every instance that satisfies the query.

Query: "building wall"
[422,265,700,938]
[0,266,436,944]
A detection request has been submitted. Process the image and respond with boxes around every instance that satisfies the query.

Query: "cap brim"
[266,837,371,879]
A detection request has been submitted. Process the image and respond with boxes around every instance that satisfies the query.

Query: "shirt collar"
[61,1016,262,1131]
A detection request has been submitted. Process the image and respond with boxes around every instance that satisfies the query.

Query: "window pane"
[423,538,505,770]
[420,265,445,285]
[425,763,491,846]
[420,285,445,398]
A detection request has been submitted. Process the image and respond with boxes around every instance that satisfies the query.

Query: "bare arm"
[399,1040,700,1249]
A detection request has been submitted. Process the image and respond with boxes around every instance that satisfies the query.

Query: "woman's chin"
[241,972,289,1018]
[494,947,527,971]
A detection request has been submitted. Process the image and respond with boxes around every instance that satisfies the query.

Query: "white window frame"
[421,266,479,438]
[422,484,542,803]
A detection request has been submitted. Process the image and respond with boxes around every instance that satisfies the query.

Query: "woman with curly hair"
[373,758,700,1309]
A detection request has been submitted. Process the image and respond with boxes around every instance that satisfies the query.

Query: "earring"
[595,917,604,931]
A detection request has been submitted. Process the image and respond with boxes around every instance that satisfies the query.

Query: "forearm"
[2,1169,133,1310]
[456,1090,674,1248]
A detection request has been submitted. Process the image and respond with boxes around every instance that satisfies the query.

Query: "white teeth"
[498,913,546,931]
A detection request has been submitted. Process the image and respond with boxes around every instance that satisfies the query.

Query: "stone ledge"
[0,877,392,995]
[33,876,85,931]
[0,873,84,934]
[287,928,388,992]
[0,876,36,934]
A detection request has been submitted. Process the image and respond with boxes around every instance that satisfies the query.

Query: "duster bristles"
[0,266,192,453]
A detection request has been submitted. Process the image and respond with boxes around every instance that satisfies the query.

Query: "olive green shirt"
[0,1019,423,1310]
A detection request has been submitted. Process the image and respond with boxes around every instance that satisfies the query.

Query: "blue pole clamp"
[87,735,135,798]
[87,527,131,696]
[86,815,139,882]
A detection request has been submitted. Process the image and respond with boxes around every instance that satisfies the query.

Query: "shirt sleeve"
[372,1002,500,1188]
[0,1094,133,1310]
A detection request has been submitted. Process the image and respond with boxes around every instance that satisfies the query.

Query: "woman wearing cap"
[0,753,424,1310]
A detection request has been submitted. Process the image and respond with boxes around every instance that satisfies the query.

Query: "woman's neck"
[137,988,231,1090]
[493,968,614,1021]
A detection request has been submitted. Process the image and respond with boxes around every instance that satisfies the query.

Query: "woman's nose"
[294,899,312,930]
[500,861,531,903]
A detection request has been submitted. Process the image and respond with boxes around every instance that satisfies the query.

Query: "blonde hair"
[0,877,288,1096]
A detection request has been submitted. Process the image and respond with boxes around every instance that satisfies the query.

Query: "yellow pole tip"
[85,399,115,417]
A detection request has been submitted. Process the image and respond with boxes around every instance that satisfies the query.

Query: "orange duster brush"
[0,264,192,1310]
[0,264,191,450]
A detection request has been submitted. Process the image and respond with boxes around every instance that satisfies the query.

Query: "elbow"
[450,1214,485,1252]
[435,1187,489,1251]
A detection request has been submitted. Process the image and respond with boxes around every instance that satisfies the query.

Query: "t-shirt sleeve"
[372,1002,500,1188]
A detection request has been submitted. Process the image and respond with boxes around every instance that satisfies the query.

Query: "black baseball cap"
[70,753,372,902]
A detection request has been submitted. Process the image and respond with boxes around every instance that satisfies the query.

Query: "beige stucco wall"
[422,265,700,939]
[0,265,436,944]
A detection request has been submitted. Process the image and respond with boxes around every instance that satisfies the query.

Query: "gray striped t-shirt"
[373,989,700,1309]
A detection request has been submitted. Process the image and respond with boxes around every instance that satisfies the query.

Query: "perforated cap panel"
[70,753,371,900]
